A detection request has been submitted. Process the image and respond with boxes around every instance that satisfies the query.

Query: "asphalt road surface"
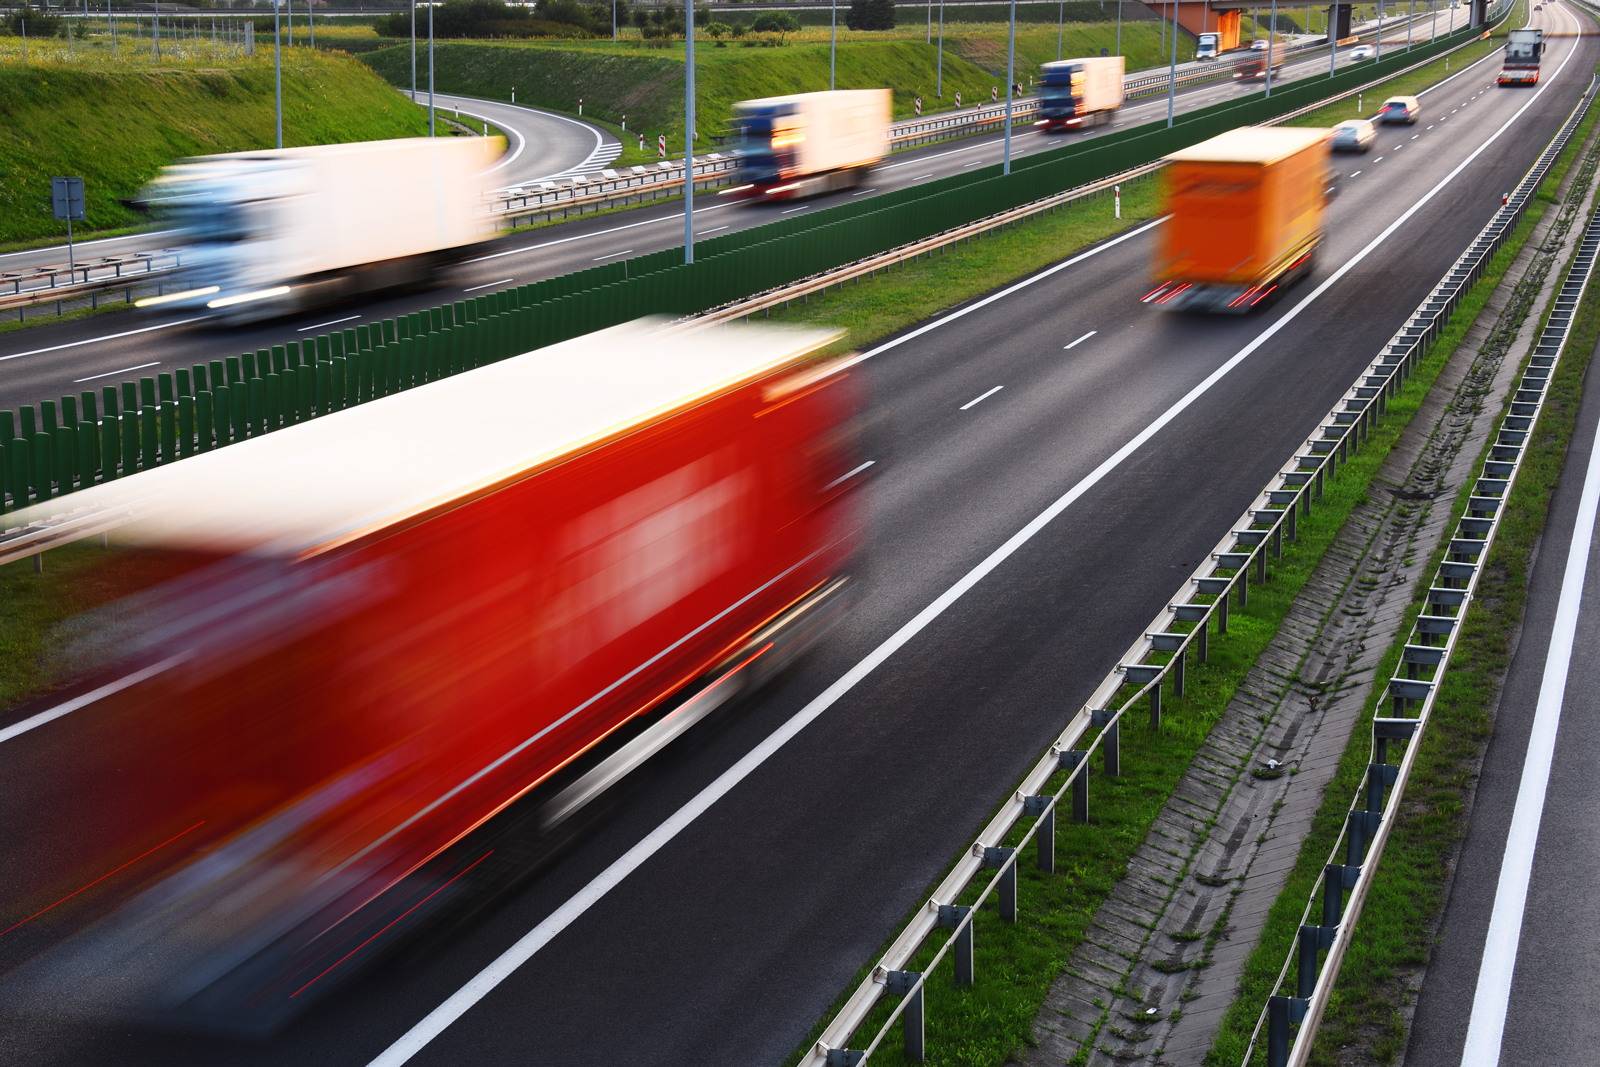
[0,5,1586,1066]
[0,24,1468,413]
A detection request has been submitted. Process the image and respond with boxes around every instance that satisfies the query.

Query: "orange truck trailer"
[0,319,866,1035]
[1145,126,1331,313]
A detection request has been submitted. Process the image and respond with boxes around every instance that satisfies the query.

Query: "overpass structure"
[1146,0,1489,50]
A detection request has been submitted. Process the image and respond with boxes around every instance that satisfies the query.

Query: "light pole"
[1057,0,1063,59]
[1377,0,1382,60]
[1408,0,1413,47]
[1266,0,1276,95]
[830,0,836,89]
[685,11,696,262]
[1166,7,1177,124]
[410,0,416,102]
[274,0,283,147]
[1003,0,1015,173]
[309,0,314,48]
[1330,1,1338,77]
[428,1,435,136]
[937,0,945,95]
[1116,0,1122,56]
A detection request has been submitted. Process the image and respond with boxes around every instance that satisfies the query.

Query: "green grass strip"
[1205,85,1600,1067]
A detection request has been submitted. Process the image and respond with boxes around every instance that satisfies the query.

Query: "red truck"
[0,319,866,1034]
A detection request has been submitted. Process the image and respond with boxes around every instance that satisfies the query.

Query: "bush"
[6,5,63,37]
[375,0,606,38]
[750,11,799,35]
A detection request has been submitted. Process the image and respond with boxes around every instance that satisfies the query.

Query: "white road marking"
[852,188,878,196]
[1376,156,1386,161]
[699,225,730,234]
[960,385,1004,410]
[364,40,1580,1067]
[297,314,359,332]
[0,318,203,363]
[963,160,987,167]
[1352,170,1363,177]
[1459,410,1600,1067]
[0,654,191,747]
[914,174,935,180]
[464,200,736,263]
[463,278,513,291]
[0,229,181,261]
[73,361,160,383]
[593,249,634,260]
[1064,330,1098,349]
[822,460,876,491]
[781,205,811,214]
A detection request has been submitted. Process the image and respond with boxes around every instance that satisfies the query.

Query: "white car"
[1251,38,1271,50]
[1349,44,1375,60]
[1330,118,1377,152]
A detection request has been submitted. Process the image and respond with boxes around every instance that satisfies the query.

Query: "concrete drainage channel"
[802,67,1597,1067]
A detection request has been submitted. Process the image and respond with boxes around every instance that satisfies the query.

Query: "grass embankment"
[359,22,1178,166]
[0,49,428,244]
[763,160,1515,1067]
[1206,67,1600,1067]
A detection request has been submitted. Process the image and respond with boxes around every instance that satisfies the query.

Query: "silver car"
[1331,118,1376,152]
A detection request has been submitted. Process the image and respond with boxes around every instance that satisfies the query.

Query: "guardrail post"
[885,971,925,1062]
[1023,794,1055,872]
[1174,644,1186,698]
[1256,544,1267,585]
[823,1049,864,1067]
[1273,522,1283,559]
[1297,924,1336,998]
[1198,617,1209,663]
[1219,586,1230,634]
[1149,673,1162,729]
[984,847,1018,922]
[1059,749,1089,823]
[1267,996,1308,1067]
[937,904,974,985]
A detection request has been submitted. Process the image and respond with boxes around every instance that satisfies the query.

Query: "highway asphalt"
[0,28,1465,417]
[1399,189,1600,1067]
[0,4,1587,1065]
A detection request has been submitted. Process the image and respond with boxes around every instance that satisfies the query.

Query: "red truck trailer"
[0,319,866,1035]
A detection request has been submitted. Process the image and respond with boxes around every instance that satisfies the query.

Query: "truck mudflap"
[0,574,855,1039]
[1144,244,1318,314]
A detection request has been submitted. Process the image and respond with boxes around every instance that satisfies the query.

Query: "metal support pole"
[830,0,836,90]
[1266,0,1277,96]
[1198,618,1209,663]
[1331,1,1338,77]
[1116,0,1122,55]
[1149,674,1162,729]
[1166,9,1178,125]
[937,906,975,985]
[1061,749,1089,823]
[1296,926,1321,998]
[1257,544,1267,584]
[1174,643,1186,697]
[273,0,282,149]
[985,848,1018,922]
[428,2,435,137]
[1024,795,1056,871]
[1322,865,1345,927]
[1003,0,1016,174]
[410,0,416,102]
[685,14,696,262]
[1239,563,1249,609]
[1219,588,1230,633]
[1058,0,1063,59]
[886,972,925,1062]
[1268,998,1292,1067]
[1274,523,1283,557]
[938,0,945,94]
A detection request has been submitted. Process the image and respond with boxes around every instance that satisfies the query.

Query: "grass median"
[1205,80,1600,1067]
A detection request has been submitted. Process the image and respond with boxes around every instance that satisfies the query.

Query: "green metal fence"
[0,23,1489,516]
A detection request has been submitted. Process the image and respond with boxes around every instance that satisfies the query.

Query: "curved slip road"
[0,6,1584,1065]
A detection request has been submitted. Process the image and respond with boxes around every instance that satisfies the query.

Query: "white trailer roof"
[8,320,841,558]
[1164,126,1329,166]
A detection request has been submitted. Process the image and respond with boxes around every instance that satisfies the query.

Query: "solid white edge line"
[1065,330,1098,349]
[73,361,159,383]
[1459,425,1600,1066]
[0,653,190,746]
[297,314,361,333]
[0,318,204,363]
[0,230,181,261]
[365,50,1569,1066]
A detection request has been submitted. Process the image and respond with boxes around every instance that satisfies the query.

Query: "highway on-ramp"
[0,6,1586,1066]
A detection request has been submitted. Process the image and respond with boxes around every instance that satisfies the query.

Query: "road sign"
[991,85,998,103]
[51,176,85,222]
[915,96,922,115]
[658,134,666,158]
[51,176,85,273]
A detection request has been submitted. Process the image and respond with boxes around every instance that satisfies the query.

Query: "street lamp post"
[274,0,283,147]
[1057,0,1063,59]
[831,0,836,89]
[938,0,945,95]
[1004,0,1015,173]
[686,12,696,262]
[428,1,435,136]
[410,0,416,102]
[1266,0,1277,96]
[1166,6,1177,124]
[1116,0,1122,55]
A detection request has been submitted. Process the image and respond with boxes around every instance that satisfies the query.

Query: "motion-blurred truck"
[1034,56,1126,132]
[144,137,495,324]
[1146,126,1331,312]
[0,319,866,1035]
[729,89,891,199]
[1498,27,1544,85]
[1233,47,1285,80]
[1197,32,1221,60]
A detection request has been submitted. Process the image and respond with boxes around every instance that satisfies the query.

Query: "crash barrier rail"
[0,265,186,317]
[1240,71,1600,1067]
[487,155,740,218]
[2,250,187,317]
[0,15,1500,526]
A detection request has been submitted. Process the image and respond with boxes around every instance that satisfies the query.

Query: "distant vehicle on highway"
[1349,44,1375,60]
[1331,118,1377,151]
[1034,56,1126,132]
[1197,32,1221,59]
[143,138,494,325]
[1147,126,1331,312]
[1377,94,1421,123]
[1250,37,1271,49]
[729,89,889,200]
[0,319,867,1037]
[1233,48,1284,80]
[1499,27,1545,84]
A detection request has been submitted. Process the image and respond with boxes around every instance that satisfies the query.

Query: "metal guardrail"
[1243,68,1600,1067]
[1,264,186,316]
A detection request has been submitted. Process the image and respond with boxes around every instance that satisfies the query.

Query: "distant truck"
[730,89,891,200]
[0,319,866,1035]
[1498,27,1544,85]
[1034,56,1126,132]
[1197,32,1221,60]
[1233,47,1285,81]
[1146,126,1331,312]
[145,137,495,324]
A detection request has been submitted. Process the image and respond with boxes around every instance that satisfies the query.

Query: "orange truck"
[0,319,867,1035]
[1145,126,1332,313]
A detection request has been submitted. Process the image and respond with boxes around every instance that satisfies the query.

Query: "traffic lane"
[1402,353,1600,1062]
[0,32,1407,402]
[416,92,617,185]
[0,26,1585,1066]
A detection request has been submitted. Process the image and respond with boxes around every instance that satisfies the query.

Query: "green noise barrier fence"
[0,20,1495,517]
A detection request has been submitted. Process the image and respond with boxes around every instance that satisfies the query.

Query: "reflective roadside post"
[51,177,86,275]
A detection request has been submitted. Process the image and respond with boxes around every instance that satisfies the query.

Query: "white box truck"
[1034,57,1126,132]
[730,89,891,200]
[143,137,496,324]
